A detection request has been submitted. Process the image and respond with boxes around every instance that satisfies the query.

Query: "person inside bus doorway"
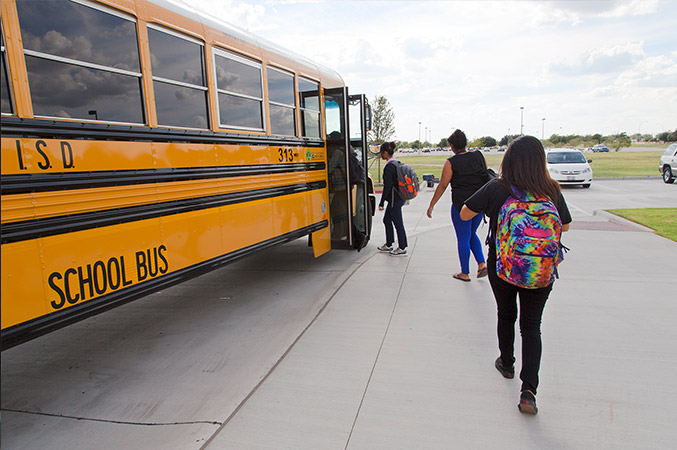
[349,148,369,252]
[377,141,408,256]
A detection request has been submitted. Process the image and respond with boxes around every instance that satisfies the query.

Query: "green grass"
[585,151,662,178]
[368,149,663,181]
[606,208,677,242]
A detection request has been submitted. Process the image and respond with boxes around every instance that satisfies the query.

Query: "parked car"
[546,148,593,188]
[592,144,610,152]
[660,143,677,184]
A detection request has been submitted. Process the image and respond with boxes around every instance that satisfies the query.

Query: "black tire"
[582,183,591,188]
[663,166,675,184]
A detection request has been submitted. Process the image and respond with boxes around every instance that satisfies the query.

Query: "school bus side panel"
[0,240,44,328]
[0,198,281,330]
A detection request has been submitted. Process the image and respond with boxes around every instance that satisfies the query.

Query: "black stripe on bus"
[0,162,327,195]
[0,220,328,351]
[0,117,325,147]
[1,181,327,244]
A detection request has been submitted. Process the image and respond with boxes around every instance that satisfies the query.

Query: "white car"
[660,143,677,184]
[546,148,593,188]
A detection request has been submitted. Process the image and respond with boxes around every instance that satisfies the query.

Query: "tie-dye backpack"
[495,187,564,289]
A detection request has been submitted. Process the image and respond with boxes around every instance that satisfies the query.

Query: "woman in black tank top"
[426,129,488,281]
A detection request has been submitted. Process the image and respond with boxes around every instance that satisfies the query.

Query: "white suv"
[546,148,593,188]
[660,143,677,184]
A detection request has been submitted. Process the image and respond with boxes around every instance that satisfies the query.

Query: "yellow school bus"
[1,0,374,349]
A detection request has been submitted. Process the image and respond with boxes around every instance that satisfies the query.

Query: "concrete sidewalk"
[2,183,676,449]
[203,186,676,449]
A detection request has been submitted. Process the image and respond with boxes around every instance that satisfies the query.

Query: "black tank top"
[448,151,488,211]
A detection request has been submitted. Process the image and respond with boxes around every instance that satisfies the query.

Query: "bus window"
[213,48,264,131]
[267,67,296,136]
[16,0,144,123]
[147,26,208,129]
[299,77,321,138]
[349,98,363,141]
[1,30,11,114]
[325,99,343,138]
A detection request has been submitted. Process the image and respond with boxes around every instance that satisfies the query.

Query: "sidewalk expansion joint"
[343,236,415,450]
[1,408,222,426]
[200,250,380,450]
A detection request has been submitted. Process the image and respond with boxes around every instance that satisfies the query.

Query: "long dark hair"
[380,141,397,157]
[500,135,561,202]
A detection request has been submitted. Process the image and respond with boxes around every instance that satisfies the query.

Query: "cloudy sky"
[187,0,676,143]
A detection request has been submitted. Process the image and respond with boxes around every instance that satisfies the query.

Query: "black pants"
[487,249,552,394]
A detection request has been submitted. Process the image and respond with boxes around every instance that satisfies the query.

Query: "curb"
[594,176,662,181]
[593,210,654,232]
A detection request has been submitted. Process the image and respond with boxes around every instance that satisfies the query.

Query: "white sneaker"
[377,244,393,252]
[389,247,407,257]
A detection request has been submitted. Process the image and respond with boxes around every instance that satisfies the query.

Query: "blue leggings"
[451,205,485,274]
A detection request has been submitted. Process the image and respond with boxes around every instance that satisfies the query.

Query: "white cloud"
[548,0,659,18]
[588,85,618,97]
[619,54,677,88]
[550,42,646,76]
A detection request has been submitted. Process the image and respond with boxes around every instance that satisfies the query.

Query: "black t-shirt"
[449,151,489,211]
[465,179,572,251]
[379,160,398,207]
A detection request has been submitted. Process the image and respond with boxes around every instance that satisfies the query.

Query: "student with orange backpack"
[377,142,409,256]
[461,135,572,415]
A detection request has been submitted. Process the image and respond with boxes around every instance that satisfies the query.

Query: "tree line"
[366,95,675,150]
[398,130,676,151]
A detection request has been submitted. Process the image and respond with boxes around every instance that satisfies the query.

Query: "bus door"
[324,88,373,249]
[348,94,374,248]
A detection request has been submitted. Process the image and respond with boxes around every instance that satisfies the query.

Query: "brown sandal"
[453,273,471,282]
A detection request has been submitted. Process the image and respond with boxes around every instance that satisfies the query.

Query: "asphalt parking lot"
[2,179,676,450]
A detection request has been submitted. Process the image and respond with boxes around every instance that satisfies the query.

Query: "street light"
[418,121,421,143]
[424,126,428,144]
[638,120,648,135]
[542,118,546,140]
[520,107,524,135]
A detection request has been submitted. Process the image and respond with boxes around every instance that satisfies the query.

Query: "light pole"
[424,126,428,145]
[542,118,546,140]
[418,121,421,144]
[638,120,648,136]
[520,107,524,135]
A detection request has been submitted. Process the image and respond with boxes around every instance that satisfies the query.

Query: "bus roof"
[153,0,345,89]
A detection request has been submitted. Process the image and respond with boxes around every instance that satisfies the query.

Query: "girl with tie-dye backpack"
[495,187,567,289]
[460,136,572,416]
